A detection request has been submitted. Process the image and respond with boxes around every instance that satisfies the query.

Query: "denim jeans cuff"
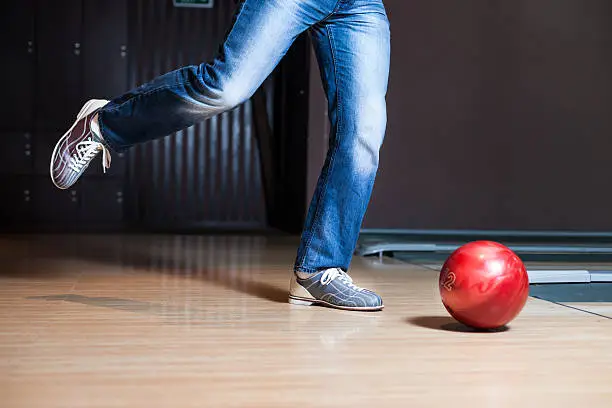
[294,266,320,274]
[97,110,129,153]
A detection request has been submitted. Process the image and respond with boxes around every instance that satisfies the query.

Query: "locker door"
[79,179,125,225]
[0,1,35,131]
[35,0,83,131]
[0,133,34,175]
[83,0,129,99]
[0,176,33,227]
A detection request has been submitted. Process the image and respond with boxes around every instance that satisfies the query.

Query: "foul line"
[531,296,612,320]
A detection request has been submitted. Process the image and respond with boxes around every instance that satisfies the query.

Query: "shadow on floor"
[1,234,289,304]
[26,294,262,327]
[28,294,167,314]
[407,316,510,333]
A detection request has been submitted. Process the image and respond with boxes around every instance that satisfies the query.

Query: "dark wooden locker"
[30,176,80,224]
[0,176,33,227]
[0,1,35,131]
[83,0,129,99]
[35,0,83,131]
[79,179,125,225]
[0,133,34,174]
[34,132,62,176]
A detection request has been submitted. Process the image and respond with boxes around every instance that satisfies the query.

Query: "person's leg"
[50,0,332,189]
[289,0,390,310]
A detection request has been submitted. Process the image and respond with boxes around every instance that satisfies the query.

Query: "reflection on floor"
[1,234,612,407]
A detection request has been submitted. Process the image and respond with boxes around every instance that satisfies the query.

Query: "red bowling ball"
[439,241,529,330]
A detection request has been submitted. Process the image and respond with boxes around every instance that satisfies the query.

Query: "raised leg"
[99,0,323,151]
[50,0,332,189]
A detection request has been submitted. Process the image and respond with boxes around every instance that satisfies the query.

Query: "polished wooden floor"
[1,234,612,407]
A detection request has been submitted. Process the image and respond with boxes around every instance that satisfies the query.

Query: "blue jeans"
[98,0,390,274]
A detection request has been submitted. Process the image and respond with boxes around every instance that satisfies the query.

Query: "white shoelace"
[68,137,111,174]
[320,268,364,292]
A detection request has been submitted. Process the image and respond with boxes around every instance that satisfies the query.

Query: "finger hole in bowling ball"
[407,316,510,333]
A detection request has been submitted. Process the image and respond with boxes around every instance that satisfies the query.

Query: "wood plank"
[1,234,611,407]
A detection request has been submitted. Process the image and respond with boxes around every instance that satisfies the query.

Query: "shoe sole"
[50,99,109,190]
[288,295,384,312]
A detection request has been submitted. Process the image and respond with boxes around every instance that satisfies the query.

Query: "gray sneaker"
[289,268,383,311]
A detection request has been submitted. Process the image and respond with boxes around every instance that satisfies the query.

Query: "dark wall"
[0,1,128,229]
[125,0,311,232]
[1,0,305,232]
[307,0,612,232]
[124,0,268,230]
[307,49,330,211]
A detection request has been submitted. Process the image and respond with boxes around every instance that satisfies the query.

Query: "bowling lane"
[514,261,612,319]
[3,234,612,408]
[563,303,612,318]
[529,283,612,319]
